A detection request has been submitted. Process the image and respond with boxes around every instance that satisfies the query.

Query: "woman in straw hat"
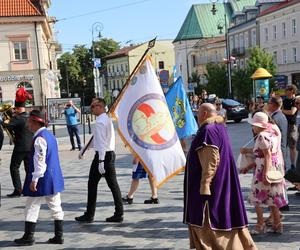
[240,112,287,234]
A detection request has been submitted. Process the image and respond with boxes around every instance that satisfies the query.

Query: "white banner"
[111,58,186,187]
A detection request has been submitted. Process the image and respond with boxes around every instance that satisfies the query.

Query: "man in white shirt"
[75,98,123,223]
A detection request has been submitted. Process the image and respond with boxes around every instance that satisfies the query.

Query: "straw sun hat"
[248,112,269,129]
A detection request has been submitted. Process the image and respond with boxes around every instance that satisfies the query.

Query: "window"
[244,32,249,48]
[121,64,123,71]
[292,47,297,63]
[234,35,239,48]
[158,61,164,69]
[273,51,277,64]
[112,80,116,89]
[292,19,297,35]
[125,64,128,72]
[192,55,196,67]
[13,42,28,60]
[116,65,119,72]
[112,65,115,73]
[229,36,234,50]
[282,22,286,38]
[239,33,244,49]
[17,81,34,105]
[273,25,277,40]
[251,29,256,47]
[265,28,268,42]
[282,49,287,64]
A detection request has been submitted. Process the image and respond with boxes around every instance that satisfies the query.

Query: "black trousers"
[9,149,29,192]
[86,151,123,217]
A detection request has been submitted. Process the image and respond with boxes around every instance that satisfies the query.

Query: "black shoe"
[105,215,123,223]
[144,197,160,204]
[122,196,133,205]
[295,192,300,196]
[75,214,94,223]
[7,190,21,198]
[14,221,36,246]
[291,164,296,170]
[279,205,289,212]
[70,148,76,151]
[48,235,64,244]
[285,169,300,183]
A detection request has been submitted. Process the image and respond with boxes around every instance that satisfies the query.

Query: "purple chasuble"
[183,121,248,230]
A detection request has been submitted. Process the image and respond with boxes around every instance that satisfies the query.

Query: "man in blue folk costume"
[14,110,64,246]
[184,103,257,250]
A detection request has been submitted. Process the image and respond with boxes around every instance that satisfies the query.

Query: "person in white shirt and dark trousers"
[14,110,64,246]
[75,98,123,223]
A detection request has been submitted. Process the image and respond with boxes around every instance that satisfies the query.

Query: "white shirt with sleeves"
[31,127,47,183]
[93,113,115,161]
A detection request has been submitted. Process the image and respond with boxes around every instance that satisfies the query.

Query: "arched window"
[17,81,34,105]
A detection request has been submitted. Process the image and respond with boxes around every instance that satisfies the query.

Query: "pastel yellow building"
[104,40,175,96]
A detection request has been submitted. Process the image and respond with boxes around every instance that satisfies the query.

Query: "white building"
[258,0,300,85]
[0,0,61,106]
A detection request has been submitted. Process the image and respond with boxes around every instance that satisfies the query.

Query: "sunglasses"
[91,104,102,108]
[216,103,221,105]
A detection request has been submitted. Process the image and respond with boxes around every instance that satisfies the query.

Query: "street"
[0,120,299,249]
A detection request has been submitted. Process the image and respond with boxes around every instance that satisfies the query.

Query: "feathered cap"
[15,87,32,107]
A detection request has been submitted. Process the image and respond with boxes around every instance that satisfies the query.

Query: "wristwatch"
[98,159,104,163]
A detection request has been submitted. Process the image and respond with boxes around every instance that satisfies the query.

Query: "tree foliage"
[57,38,120,104]
[205,62,228,98]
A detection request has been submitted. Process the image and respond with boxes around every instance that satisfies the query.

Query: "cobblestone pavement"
[0,122,299,250]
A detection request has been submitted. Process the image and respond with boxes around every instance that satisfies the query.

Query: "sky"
[49,0,208,52]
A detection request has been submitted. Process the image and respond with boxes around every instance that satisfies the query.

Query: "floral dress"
[249,130,288,208]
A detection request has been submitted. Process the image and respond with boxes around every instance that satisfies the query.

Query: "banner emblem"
[127,93,177,150]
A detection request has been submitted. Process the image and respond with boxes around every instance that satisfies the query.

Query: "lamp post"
[82,79,87,144]
[210,0,239,98]
[91,22,103,98]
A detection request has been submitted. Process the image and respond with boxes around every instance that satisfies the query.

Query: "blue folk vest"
[23,129,64,197]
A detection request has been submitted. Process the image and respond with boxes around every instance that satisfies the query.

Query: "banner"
[111,58,186,187]
[165,77,198,139]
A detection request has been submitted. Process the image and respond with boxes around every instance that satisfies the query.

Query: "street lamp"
[91,22,103,98]
[209,0,239,98]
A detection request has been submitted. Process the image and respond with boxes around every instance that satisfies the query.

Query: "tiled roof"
[173,0,257,42]
[104,45,141,60]
[259,0,299,17]
[0,0,42,17]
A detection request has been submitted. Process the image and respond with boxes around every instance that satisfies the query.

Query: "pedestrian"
[240,112,287,234]
[14,110,64,246]
[184,103,256,250]
[3,87,33,197]
[64,100,82,151]
[255,96,266,112]
[282,84,298,170]
[215,99,227,122]
[267,96,288,168]
[75,98,123,223]
[191,95,199,122]
[122,156,159,205]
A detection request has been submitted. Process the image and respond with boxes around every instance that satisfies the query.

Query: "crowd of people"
[1,84,300,249]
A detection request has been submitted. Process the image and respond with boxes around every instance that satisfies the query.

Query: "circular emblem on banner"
[127,94,177,150]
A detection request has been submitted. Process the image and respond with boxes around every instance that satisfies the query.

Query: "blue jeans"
[67,124,82,150]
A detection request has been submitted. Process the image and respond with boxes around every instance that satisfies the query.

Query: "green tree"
[58,37,120,104]
[231,47,277,102]
[205,62,227,98]
[246,47,277,76]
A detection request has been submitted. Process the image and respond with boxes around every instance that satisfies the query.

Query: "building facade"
[258,0,300,85]
[173,0,257,89]
[0,0,61,106]
[105,40,175,95]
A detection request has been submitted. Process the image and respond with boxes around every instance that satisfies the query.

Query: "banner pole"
[81,37,157,156]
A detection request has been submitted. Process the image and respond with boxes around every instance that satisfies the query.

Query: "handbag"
[266,165,284,183]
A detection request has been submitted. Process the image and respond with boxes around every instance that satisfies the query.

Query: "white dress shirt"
[32,127,47,182]
[93,113,115,161]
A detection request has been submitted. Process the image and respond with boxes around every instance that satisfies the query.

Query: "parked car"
[221,99,249,123]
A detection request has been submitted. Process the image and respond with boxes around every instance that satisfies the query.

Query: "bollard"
[88,116,91,134]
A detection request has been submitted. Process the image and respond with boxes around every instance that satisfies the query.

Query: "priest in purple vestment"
[184,103,257,250]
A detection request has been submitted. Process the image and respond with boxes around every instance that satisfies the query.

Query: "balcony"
[231,47,245,57]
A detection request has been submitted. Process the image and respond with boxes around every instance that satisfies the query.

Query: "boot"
[48,220,64,244]
[14,221,36,246]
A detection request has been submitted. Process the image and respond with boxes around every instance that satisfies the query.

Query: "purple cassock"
[184,121,248,230]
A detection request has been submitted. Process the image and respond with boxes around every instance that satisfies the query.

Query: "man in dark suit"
[3,88,33,197]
